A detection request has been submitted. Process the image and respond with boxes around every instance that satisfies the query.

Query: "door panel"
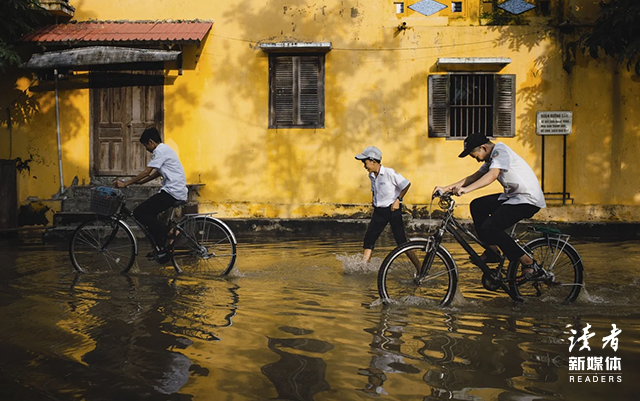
[91,73,163,176]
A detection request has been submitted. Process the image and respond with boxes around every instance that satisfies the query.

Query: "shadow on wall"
[207,0,448,215]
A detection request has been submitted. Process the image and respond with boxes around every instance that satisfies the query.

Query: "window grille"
[428,73,515,138]
[450,74,494,138]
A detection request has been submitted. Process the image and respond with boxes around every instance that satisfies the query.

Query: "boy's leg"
[389,207,421,270]
[470,194,504,259]
[388,207,408,246]
[363,207,390,262]
[470,194,502,235]
[133,191,177,248]
[479,204,540,262]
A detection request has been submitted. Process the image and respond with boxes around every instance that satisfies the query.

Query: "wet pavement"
[1,234,640,400]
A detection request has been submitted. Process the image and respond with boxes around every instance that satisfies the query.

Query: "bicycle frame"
[426,194,512,294]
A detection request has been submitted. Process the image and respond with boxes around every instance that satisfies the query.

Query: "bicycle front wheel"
[69,217,136,273]
[507,237,584,304]
[377,240,458,306]
[171,217,237,276]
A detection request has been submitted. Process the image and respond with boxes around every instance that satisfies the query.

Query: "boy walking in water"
[355,146,413,263]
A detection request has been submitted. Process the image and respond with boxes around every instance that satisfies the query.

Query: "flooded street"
[1,234,639,400]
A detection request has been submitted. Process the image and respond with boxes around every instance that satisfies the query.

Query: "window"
[537,0,551,16]
[451,2,463,13]
[428,74,515,138]
[268,54,325,129]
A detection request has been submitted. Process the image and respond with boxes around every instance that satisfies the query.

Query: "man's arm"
[455,168,500,195]
[114,167,156,188]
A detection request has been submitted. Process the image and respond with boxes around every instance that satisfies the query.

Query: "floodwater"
[1,234,639,401]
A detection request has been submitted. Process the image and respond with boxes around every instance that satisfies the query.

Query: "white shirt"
[369,166,410,208]
[478,142,546,208]
[148,143,188,201]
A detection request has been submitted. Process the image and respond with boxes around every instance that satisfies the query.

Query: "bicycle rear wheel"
[69,217,136,273]
[377,240,458,306]
[171,216,237,276]
[507,237,583,304]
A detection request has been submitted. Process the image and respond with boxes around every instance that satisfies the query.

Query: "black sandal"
[165,228,181,248]
[515,262,541,284]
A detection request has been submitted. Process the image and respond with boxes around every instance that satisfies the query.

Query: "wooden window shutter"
[269,55,324,128]
[272,56,294,127]
[493,74,516,137]
[299,56,322,126]
[428,75,449,137]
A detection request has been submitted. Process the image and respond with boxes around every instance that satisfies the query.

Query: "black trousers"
[470,194,540,262]
[133,190,178,248]
[363,206,408,250]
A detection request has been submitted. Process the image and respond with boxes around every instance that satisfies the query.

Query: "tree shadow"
[201,0,442,216]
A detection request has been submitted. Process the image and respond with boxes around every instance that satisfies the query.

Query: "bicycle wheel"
[69,217,136,273]
[507,237,583,304]
[171,217,237,276]
[378,240,458,306]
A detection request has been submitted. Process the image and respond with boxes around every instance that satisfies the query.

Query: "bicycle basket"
[90,186,124,215]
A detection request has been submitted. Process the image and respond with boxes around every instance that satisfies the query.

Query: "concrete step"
[62,185,164,212]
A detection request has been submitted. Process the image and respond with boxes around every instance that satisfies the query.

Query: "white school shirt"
[147,143,188,201]
[478,142,546,208]
[369,166,410,208]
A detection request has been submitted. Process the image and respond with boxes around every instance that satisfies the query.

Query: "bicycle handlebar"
[432,191,456,210]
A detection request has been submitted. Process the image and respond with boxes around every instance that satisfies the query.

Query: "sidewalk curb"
[5,218,640,243]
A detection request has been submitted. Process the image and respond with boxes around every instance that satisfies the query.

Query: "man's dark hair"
[140,127,162,144]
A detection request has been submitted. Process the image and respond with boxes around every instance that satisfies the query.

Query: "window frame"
[268,52,326,129]
[428,73,515,139]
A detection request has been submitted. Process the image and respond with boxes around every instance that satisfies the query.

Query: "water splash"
[577,287,606,304]
[336,253,382,274]
[226,265,245,278]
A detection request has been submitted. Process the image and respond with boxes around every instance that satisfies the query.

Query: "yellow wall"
[1,0,639,222]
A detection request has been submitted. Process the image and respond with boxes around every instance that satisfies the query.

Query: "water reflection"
[1,239,640,400]
[261,326,334,401]
[64,272,240,397]
[364,308,589,400]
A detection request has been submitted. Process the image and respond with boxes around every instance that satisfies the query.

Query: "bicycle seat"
[172,200,187,208]
[530,225,562,235]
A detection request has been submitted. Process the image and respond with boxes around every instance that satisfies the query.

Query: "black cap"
[458,133,490,158]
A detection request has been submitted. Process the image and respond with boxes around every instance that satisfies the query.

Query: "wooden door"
[91,75,163,176]
[0,160,18,230]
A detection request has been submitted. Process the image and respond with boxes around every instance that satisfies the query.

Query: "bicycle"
[377,192,584,306]
[69,187,237,276]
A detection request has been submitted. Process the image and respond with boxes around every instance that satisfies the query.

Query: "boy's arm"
[391,182,411,211]
[114,167,155,188]
[456,168,500,195]
[433,170,484,196]
[137,169,161,185]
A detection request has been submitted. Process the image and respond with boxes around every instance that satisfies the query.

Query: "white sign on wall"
[536,111,572,135]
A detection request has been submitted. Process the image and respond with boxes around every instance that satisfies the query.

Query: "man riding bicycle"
[433,133,546,281]
[114,127,187,261]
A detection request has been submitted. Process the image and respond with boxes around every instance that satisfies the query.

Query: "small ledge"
[437,57,511,71]
[39,0,75,18]
[260,42,332,53]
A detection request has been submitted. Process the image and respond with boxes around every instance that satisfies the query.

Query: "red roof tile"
[20,20,213,44]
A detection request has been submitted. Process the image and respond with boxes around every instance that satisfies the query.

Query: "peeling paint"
[18,202,50,226]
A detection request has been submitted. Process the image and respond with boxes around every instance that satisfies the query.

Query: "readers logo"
[567,323,622,383]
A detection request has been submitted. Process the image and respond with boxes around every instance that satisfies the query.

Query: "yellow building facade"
[1,0,639,225]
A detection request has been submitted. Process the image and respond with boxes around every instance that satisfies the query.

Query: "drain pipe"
[54,68,65,195]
